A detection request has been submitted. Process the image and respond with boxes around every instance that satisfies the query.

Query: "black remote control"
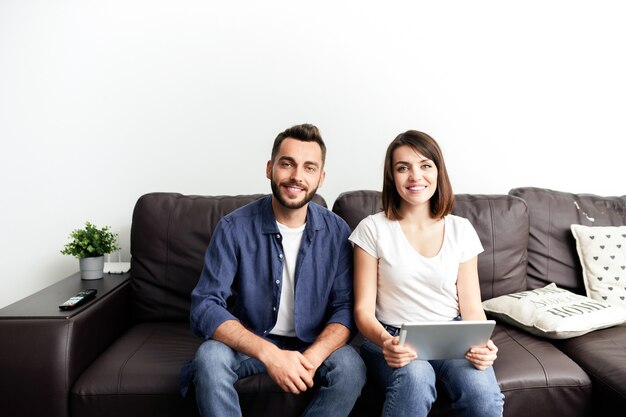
[59,289,98,311]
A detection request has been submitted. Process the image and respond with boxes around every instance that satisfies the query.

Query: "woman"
[349,130,504,417]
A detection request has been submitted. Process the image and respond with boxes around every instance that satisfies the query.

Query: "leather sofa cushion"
[70,322,316,417]
[492,323,591,417]
[332,190,529,299]
[129,193,326,322]
[71,322,201,416]
[509,187,626,294]
[555,323,626,413]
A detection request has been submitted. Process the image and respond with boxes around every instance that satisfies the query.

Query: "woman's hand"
[465,339,498,370]
[382,336,417,368]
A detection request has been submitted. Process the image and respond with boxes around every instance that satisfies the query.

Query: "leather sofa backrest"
[509,187,626,294]
[129,192,327,322]
[332,190,529,300]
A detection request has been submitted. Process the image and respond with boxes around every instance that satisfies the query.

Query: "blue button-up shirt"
[189,195,356,343]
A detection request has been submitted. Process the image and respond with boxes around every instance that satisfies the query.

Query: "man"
[182,124,366,417]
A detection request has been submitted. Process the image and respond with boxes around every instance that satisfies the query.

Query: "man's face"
[266,138,325,210]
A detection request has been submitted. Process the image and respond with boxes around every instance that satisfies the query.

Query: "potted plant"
[61,221,121,280]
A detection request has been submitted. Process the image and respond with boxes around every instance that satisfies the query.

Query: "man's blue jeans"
[361,335,504,417]
[192,336,366,417]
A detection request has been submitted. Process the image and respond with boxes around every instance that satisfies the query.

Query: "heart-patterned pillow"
[571,224,626,309]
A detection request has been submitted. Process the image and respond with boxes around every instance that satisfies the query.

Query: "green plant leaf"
[60,221,121,259]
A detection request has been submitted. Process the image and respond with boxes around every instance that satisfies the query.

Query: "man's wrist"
[257,339,282,364]
[302,348,323,369]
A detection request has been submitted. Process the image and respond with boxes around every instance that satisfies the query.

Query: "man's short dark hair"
[271,124,326,164]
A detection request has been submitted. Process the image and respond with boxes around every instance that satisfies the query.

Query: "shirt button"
[276,234,281,239]
[275,280,280,285]
[279,253,283,259]
[273,307,276,311]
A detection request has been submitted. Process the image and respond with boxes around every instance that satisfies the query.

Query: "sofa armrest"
[0,273,132,417]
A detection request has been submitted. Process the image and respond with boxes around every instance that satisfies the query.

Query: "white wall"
[1,1,625,308]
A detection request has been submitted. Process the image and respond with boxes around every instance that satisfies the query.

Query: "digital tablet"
[399,320,496,360]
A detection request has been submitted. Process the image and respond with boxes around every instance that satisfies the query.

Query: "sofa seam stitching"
[163,195,175,319]
[116,326,157,393]
[501,325,551,385]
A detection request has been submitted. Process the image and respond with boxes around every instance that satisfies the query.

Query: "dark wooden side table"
[0,272,132,417]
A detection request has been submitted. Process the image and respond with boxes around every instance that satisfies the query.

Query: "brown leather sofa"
[1,187,625,417]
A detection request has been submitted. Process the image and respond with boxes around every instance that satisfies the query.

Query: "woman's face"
[392,145,438,208]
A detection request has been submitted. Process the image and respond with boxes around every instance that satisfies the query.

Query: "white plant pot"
[79,256,105,280]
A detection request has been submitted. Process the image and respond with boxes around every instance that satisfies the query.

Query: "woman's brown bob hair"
[382,130,454,220]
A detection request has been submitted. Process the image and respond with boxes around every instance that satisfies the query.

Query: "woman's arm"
[457,256,498,370]
[353,246,387,345]
[457,256,486,321]
[353,246,416,367]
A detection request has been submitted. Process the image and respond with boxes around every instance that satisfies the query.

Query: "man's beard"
[270,179,318,210]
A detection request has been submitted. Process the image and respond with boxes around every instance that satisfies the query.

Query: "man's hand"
[264,347,316,394]
[212,321,315,393]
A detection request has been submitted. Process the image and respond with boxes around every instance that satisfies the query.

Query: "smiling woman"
[350,130,504,417]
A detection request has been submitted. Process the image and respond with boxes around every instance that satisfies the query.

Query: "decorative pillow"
[570,224,626,309]
[482,283,626,339]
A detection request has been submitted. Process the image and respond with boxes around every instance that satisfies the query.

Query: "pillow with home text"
[482,283,626,339]
[570,224,626,309]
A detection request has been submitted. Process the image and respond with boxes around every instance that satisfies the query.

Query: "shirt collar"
[260,195,325,234]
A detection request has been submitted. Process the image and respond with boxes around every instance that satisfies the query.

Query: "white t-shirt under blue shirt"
[270,221,305,337]
[349,212,484,327]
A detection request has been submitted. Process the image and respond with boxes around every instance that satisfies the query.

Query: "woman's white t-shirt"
[349,212,483,327]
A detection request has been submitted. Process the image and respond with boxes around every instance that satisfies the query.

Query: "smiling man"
[181,124,366,417]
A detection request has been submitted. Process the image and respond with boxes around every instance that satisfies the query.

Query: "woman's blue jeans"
[360,332,504,417]
[192,336,366,417]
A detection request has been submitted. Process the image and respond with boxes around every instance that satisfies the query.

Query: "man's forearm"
[212,319,279,362]
[213,320,351,372]
[303,322,351,368]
